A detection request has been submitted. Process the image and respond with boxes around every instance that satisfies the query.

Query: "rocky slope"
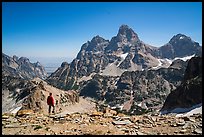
[2,108,202,135]
[160,57,202,112]
[2,53,48,80]
[79,59,188,114]
[2,77,79,115]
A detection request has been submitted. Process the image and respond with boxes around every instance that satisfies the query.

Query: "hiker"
[47,93,55,114]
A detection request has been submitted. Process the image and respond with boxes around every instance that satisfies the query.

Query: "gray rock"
[179,129,187,134]
[120,128,129,132]
[198,123,202,128]
[182,123,190,129]
[120,116,131,120]
[4,123,37,128]
[189,118,196,123]
[177,121,185,126]
[2,115,9,119]
[2,53,48,80]
[136,131,145,135]
[112,120,132,125]
[194,128,202,134]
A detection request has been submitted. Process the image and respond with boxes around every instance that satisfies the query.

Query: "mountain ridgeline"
[2,53,48,80]
[46,25,201,90]
[45,24,202,114]
[2,24,201,114]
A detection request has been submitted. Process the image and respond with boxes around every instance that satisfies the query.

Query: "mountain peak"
[169,34,192,44]
[18,57,30,63]
[117,24,139,42]
[159,33,201,59]
[119,24,130,30]
[118,24,133,35]
[91,35,107,43]
[88,35,109,49]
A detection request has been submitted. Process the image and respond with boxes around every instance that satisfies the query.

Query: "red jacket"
[47,95,54,106]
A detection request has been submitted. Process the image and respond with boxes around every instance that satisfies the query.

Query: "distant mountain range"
[46,24,201,90]
[44,24,202,114]
[2,53,48,80]
[2,24,202,115]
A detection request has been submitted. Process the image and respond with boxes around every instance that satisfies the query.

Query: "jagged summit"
[2,53,48,80]
[169,33,192,44]
[105,24,140,52]
[118,24,131,34]
[18,57,30,63]
[117,24,139,42]
[159,33,201,59]
[90,35,108,45]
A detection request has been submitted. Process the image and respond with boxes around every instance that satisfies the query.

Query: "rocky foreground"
[2,108,202,135]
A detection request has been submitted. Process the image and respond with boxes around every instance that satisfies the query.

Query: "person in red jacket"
[47,93,55,114]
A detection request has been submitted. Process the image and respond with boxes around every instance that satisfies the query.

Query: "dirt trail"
[54,97,96,116]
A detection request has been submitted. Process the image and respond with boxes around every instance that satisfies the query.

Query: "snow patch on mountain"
[176,104,202,117]
[152,59,163,69]
[160,103,202,116]
[10,106,22,114]
[179,36,184,40]
[120,53,129,60]
[173,54,195,62]
[152,54,196,70]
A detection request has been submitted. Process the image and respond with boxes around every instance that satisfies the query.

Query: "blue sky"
[2,2,202,64]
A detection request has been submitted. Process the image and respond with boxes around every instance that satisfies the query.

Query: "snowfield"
[120,53,129,60]
[152,54,196,70]
[173,54,195,62]
[160,103,202,117]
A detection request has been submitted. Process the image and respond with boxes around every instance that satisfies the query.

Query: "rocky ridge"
[46,25,201,91]
[2,77,79,115]
[2,53,48,80]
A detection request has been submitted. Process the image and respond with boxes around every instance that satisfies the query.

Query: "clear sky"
[2,2,202,64]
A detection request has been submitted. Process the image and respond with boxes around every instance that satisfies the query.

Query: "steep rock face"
[2,53,48,80]
[79,60,187,114]
[183,57,202,81]
[161,57,202,111]
[79,74,119,100]
[2,75,36,113]
[108,66,186,110]
[76,35,110,77]
[46,62,76,90]
[159,34,202,59]
[168,59,188,69]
